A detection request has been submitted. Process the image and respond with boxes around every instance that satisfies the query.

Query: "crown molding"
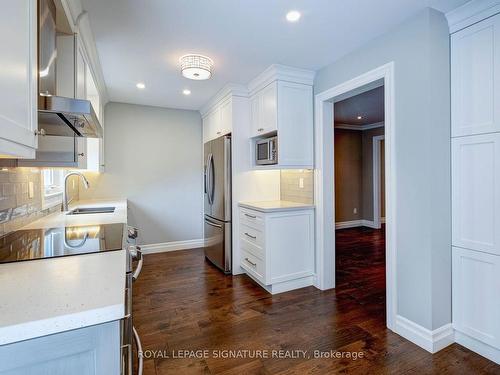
[200,64,315,116]
[199,83,249,117]
[446,0,500,33]
[335,122,385,131]
[247,64,315,96]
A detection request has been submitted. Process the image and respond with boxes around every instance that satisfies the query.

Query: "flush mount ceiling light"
[183,89,191,96]
[136,82,146,89]
[180,54,214,80]
[286,10,301,22]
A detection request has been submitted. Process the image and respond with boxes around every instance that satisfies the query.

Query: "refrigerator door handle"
[205,218,223,229]
[206,153,213,205]
[208,153,215,205]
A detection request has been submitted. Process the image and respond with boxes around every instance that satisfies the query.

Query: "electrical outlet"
[299,178,304,189]
[353,208,357,214]
[28,182,34,199]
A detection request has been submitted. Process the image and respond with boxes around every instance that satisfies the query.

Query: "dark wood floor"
[133,226,500,374]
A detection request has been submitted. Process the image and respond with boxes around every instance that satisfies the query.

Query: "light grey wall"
[315,8,451,330]
[80,102,203,245]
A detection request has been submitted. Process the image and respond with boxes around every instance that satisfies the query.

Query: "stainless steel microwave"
[256,136,278,165]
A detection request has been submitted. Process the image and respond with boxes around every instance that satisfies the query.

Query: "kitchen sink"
[66,207,116,215]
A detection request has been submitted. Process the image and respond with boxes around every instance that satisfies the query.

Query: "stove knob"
[127,227,138,239]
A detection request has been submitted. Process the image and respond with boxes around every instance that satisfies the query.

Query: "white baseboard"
[335,220,363,229]
[335,219,379,229]
[455,330,500,365]
[140,239,204,254]
[394,315,454,353]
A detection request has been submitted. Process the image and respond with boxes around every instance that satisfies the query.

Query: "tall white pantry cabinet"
[450,9,500,364]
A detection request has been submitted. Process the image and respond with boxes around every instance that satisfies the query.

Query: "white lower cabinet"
[0,321,121,375]
[239,207,314,294]
[453,246,500,363]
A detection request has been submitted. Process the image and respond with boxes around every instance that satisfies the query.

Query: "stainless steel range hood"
[38,0,103,138]
[38,95,103,138]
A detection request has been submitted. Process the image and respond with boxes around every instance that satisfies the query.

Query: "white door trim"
[373,135,385,229]
[314,62,396,330]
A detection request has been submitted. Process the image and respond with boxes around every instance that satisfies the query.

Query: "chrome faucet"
[62,172,90,212]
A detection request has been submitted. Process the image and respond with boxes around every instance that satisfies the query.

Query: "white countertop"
[0,251,126,345]
[23,199,128,229]
[238,200,315,213]
[0,198,128,346]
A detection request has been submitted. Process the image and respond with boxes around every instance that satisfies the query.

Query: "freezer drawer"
[204,216,232,273]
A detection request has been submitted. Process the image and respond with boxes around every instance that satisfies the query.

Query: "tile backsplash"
[0,168,72,236]
[280,170,314,204]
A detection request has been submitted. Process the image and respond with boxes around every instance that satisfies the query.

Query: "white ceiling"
[81,0,469,111]
[335,86,385,125]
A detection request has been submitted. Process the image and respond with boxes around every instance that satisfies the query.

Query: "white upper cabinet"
[250,82,277,137]
[219,97,232,137]
[451,13,500,137]
[452,133,500,256]
[203,98,230,143]
[277,81,313,167]
[248,65,314,169]
[0,0,38,158]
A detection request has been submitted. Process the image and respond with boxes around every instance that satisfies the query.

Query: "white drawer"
[241,249,265,284]
[239,208,264,230]
[240,235,264,260]
[240,224,264,247]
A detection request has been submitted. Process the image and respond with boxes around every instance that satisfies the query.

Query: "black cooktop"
[0,223,125,264]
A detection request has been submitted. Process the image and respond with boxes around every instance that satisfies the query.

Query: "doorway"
[314,63,396,329]
[333,85,386,321]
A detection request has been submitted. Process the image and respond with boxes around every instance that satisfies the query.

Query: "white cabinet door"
[203,107,221,142]
[250,93,261,137]
[0,321,120,375]
[76,44,87,100]
[259,82,277,135]
[250,83,277,137]
[277,81,313,167]
[451,14,500,137]
[452,133,500,255]
[0,0,38,158]
[453,247,500,349]
[219,98,232,136]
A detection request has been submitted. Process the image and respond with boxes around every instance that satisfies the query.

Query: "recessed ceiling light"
[180,54,214,80]
[183,89,191,96]
[136,82,146,89]
[357,115,363,120]
[286,10,301,22]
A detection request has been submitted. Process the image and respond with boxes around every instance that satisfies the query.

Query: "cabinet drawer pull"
[258,128,264,132]
[244,213,256,219]
[244,232,256,239]
[245,258,257,267]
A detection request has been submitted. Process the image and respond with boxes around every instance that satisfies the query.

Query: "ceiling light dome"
[180,54,214,80]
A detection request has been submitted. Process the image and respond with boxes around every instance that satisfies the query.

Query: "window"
[42,169,64,197]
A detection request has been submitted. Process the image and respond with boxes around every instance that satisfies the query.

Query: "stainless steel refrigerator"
[204,135,232,273]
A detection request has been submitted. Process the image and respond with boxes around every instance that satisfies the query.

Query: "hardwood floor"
[133,227,499,374]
